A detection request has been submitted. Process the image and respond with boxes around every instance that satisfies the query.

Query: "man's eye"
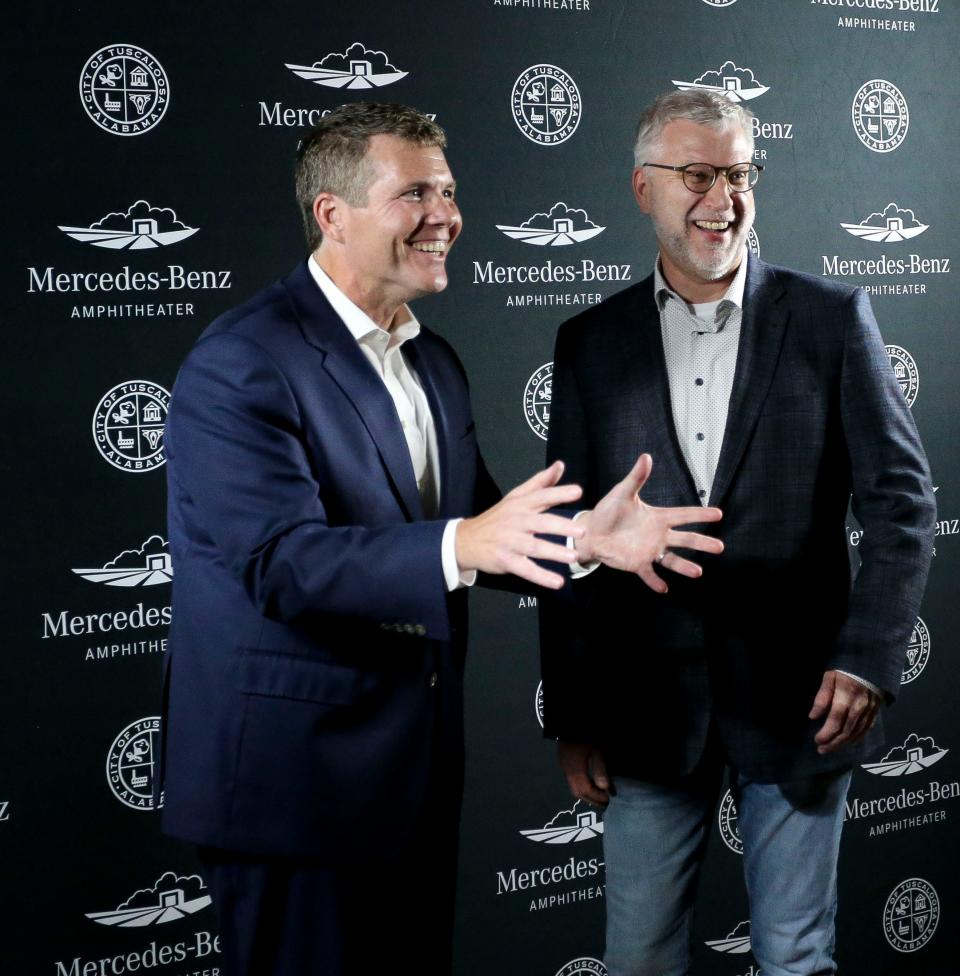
[729,170,749,187]
[405,188,423,199]
[443,189,455,200]
[686,169,711,185]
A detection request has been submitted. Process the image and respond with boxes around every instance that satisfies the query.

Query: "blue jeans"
[602,765,852,976]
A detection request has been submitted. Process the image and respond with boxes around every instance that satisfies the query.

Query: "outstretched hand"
[576,453,724,594]
[456,460,584,590]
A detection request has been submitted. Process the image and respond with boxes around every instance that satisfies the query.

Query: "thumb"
[621,453,653,496]
[809,671,836,719]
[591,749,610,790]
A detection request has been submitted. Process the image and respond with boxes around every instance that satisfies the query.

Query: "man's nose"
[704,174,734,207]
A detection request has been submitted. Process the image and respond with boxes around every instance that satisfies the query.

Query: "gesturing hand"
[576,453,724,593]
[455,460,584,590]
[809,670,881,755]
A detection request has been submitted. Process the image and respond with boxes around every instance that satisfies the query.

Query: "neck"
[314,249,399,330]
[658,252,740,305]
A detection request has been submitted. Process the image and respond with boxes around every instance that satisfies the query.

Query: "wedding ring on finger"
[656,551,668,564]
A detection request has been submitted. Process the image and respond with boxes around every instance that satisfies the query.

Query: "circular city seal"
[106,716,162,810]
[902,616,931,685]
[702,0,738,5]
[883,878,939,952]
[747,227,760,258]
[718,789,743,855]
[554,958,606,976]
[80,44,169,136]
[511,65,582,146]
[523,362,553,440]
[535,680,545,729]
[93,380,170,473]
[852,80,909,154]
[885,344,919,408]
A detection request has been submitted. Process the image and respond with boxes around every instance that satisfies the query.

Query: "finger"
[591,750,610,792]
[523,483,585,510]
[667,530,725,555]
[522,538,581,564]
[808,673,836,720]
[619,453,653,496]
[636,563,668,594]
[815,692,852,747]
[528,513,587,539]
[571,777,609,806]
[665,505,724,527]
[507,460,565,498]
[502,554,566,590]
[659,553,704,579]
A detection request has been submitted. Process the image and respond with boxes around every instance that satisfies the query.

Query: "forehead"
[657,118,752,163]
[365,134,453,185]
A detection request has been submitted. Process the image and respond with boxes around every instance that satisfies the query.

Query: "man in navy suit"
[159,102,724,975]
[540,90,936,976]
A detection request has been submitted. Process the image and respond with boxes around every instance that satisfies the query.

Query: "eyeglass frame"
[640,161,764,194]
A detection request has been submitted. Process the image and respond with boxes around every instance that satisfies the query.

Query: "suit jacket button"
[429,672,438,688]
[414,624,426,637]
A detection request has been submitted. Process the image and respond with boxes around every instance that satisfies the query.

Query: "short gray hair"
[295,102,447,251]
[633,90,754,168]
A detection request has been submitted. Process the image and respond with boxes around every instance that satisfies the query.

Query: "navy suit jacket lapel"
[620,279,700,503]
[709,255,789,507]
[282,261,425,522]
[402,337,454,518]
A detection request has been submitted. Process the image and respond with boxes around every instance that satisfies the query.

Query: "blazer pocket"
[237,649,370,705]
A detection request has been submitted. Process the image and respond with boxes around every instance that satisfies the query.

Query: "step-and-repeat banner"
[5,2,958,974]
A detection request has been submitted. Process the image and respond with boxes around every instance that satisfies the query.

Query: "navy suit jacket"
[159,261,500,860]
[540,255,936,783]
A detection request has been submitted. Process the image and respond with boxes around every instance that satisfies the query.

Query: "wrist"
[574,510,597,563]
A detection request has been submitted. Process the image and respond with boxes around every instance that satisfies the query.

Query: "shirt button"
[696,432,705,441]
[698,489,706,498]
[695,378,704,386]
[429,672,438,688]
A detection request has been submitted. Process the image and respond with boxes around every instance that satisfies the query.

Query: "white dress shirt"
[308,257,474,591]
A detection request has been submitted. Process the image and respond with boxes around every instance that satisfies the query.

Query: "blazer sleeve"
[166,331,453,639]
[830,288,936,697]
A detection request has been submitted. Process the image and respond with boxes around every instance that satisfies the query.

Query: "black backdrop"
[4,2,959,974]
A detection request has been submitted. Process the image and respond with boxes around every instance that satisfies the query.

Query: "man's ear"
[632,167,652,214]
[313,193,347,243]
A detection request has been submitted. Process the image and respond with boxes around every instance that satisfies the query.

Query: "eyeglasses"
[641,161,763,194]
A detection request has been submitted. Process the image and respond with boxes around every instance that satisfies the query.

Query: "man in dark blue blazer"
[159,102,724,976]
[540,91,936,976]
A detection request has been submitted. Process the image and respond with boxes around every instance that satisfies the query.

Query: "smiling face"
[633,118,755,303]
[315,133,461,327]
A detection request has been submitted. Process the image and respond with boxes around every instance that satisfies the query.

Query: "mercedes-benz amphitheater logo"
[706,920,751,954]
[80,44,169,136]
[60,201,198,250]
[554,959,606,976]
[86,873,211,927]
[106,716,161,810]
[673,61,769,102]
[718,788,742,854]
[93,380,170,473]
[841,203,928,244]
[883,878,940,952]
[885,344,919,407]
[497,203,604,247]
[521,799,604,844]
[903,616,930,685]
[852,80,909,153]
[73,535,173,588]
[511,65,582,145]
[286,42,407,89]
[861,733,948,777]
[524,362,553,440]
